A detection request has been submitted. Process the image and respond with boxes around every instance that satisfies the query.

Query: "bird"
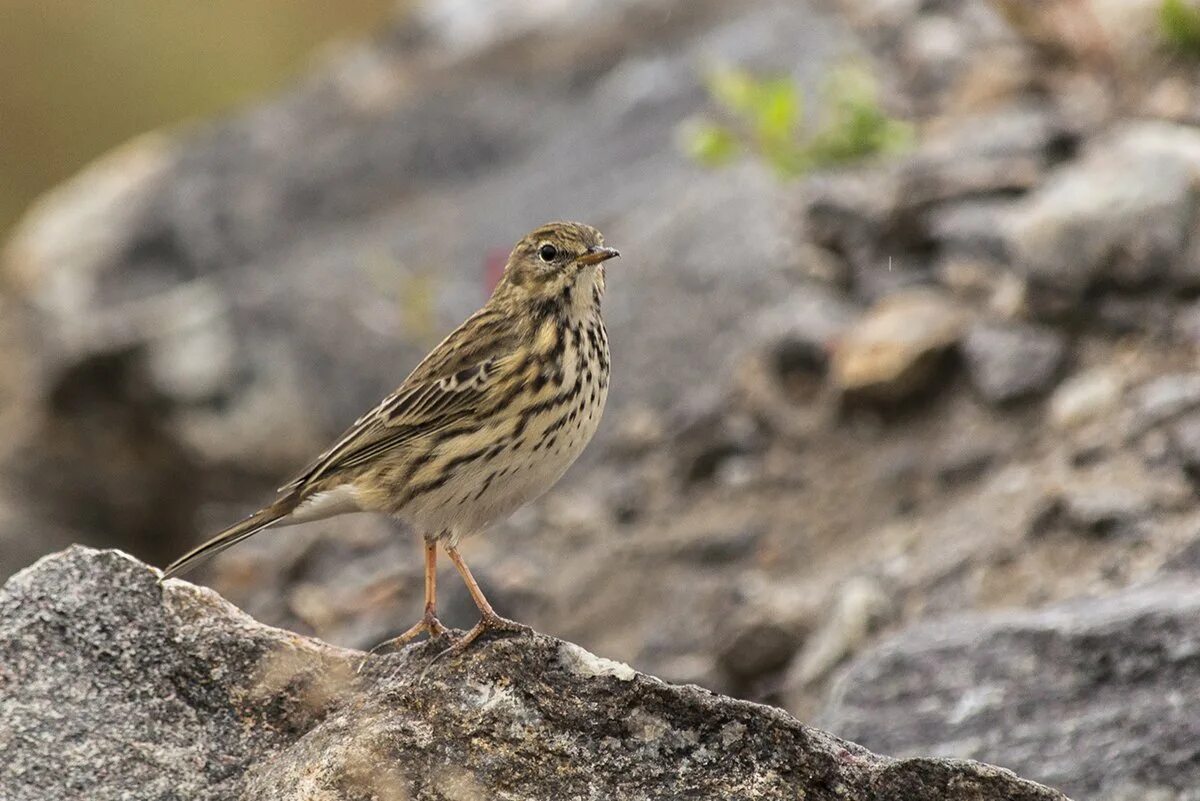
[162,221,620,655]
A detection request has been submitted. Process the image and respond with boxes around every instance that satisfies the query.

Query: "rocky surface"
[0,546,1068,801]
[822,579,1200,801]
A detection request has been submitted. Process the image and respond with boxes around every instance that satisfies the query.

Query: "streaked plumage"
[162,222,619,653]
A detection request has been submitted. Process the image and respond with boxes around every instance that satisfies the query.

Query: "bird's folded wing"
[279,354,510,494]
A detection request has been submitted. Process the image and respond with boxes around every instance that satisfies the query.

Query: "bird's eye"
[539,244,558,263]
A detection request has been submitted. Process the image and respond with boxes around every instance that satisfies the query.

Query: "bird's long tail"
[161,500,294,580]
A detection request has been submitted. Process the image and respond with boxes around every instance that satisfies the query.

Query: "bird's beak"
[577,246,620,265]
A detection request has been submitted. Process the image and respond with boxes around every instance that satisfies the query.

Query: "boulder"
[821,580,1200,800]
[831,289,966,403]
[1007,122,1200,313]
[0,546,1068,800]
[961,320,1067,404]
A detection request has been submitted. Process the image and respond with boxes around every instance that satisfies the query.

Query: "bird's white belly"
[403,374,608,538]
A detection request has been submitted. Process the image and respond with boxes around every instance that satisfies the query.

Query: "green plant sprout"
[1161,0,1200,55]
[681,65,912,179]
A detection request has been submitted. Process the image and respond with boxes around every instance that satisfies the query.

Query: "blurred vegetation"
[0,0,397,238]
[681,65,912,180]
[1161,0,1200,55]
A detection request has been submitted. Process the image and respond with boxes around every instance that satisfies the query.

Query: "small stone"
[670,397,764,486]
[1130,373,1200,434]
[669,528,763,566]
[1026,493,1065,538]
[1095,296,1175,337]
[1172,300,1200,345]
[787,242,852,287]
[787,576,889,689]
[831,290,966,404]
[754,284,862,377]
[1061,485,1149,538]
[1168,412,1200,485]
[961,320,1067,404]
[937,444,997,487]
[717,620,801,682]
[801,169,902,258]
[608,404,666,459]
[926,199,1015,261]
[1048,368,1123,429]
[1163,538,1200,574]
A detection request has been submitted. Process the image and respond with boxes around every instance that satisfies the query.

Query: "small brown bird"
[163,222,619,653]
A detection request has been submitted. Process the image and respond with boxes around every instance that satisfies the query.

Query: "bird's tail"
[161,500,294,580]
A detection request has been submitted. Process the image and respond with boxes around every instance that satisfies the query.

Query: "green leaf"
[707,69,759,117]
[1161,0,1200,54]
[681,121,741,167]
[682,62,910,180]
[753,78,800,146]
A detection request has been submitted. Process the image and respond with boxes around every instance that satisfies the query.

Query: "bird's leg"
[364,539,449,659]
[444,543,531,651]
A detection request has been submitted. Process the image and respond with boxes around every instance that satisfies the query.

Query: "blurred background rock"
[6,1,1200,798]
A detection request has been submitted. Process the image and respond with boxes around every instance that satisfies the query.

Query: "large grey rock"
[0,546,1068,801]
[1007,121,1200,313]
[821,580,1200,800]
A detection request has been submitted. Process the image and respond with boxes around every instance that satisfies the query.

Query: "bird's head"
[498,221,619,312]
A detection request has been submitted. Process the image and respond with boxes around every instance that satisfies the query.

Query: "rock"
[831,290,967,404]
[896,106,1073,211]
[660,527,765,568]
[607,404,666,460]
[1007,122,1200,313]
[1048,367,1124,429]
[936,443,998,487]
[0,546,1066,800]
[799,106,1070,302]
[669,393,765,485]
[754,283,863,377]
[786,576,890,690]
[1167,411,1200,484]
[801,168,906,273]
[1094,295,1175,337]
[925,199,1017,262]
[717,619,801,683]
[961,320,1067,404]
[1127,373,1200,439]
[1172,299,1200,345]
[821,579,1200,800]
[1059,485,1149,538]
[787,241,853,287]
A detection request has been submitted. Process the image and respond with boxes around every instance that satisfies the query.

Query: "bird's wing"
[280,309,520,494]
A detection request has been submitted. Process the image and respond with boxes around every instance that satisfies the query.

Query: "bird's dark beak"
[578,246,620,265]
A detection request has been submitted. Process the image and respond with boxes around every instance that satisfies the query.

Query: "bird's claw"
[417,614,532,682]
[357,612,450,674]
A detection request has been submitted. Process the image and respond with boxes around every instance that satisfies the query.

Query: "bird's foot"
[453,612,533,651]
[418,613,532,680]
[358,611,450,673]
